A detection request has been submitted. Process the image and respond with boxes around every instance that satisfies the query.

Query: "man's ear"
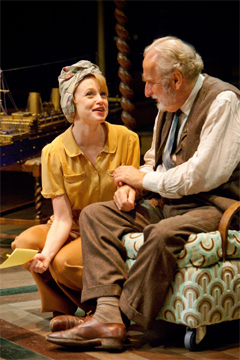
[172,71,182,90]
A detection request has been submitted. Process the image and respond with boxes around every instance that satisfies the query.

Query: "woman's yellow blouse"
[41,122,140,210]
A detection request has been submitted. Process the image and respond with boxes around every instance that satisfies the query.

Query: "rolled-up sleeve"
[41,144,65,198]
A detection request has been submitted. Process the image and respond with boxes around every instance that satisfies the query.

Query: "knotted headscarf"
[58,60,102,122]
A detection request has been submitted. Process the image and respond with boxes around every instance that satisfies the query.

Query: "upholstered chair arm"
[218,201,240,262]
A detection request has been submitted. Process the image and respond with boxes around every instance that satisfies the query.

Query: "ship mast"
[0,69,10,115]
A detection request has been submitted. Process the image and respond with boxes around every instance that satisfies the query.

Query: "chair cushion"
[122,230,240,269]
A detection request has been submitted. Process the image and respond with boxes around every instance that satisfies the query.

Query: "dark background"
[0,0,239,214]
[1,0,239,111]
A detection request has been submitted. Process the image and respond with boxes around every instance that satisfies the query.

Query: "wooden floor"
[0,172,240,360]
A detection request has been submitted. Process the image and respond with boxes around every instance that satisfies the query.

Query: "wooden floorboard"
[0,257,239,360]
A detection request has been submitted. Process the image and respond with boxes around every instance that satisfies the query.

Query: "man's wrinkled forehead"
[142,53,158,82]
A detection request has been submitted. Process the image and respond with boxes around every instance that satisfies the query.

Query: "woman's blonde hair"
[73,72,109,101]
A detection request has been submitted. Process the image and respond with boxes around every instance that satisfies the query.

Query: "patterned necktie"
[162,109,181,170]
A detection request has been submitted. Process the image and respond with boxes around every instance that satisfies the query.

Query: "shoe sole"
[46,336,124,350]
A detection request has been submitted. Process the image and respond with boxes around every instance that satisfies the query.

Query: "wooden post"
[114,0,136,130]
[97,0,105,76]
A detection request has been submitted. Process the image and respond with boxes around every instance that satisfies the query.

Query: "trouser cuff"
[119,291,155,329]
[81,284,122,303]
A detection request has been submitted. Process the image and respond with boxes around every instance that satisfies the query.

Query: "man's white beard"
[156,102,165,111]
[152,85,176,112]
[151,95,164,111]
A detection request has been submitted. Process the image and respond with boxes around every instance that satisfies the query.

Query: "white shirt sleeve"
[142,91,240,198]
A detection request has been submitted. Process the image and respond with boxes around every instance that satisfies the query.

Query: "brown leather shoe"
[50,315,85,332]
[46,316,126,350]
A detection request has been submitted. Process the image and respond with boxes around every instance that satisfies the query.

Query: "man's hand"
[113,166,146,188]
[113,185,136,212]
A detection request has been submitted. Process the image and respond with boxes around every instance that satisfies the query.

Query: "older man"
[46,36,240,350]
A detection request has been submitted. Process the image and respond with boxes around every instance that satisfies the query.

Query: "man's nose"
[144,82,152,98]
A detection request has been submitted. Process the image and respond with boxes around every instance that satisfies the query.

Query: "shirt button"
[95,187,99,191]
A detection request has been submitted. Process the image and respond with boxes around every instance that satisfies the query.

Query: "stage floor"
[0,172,239,360]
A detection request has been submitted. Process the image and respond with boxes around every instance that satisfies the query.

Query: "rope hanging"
[114,0,136,130]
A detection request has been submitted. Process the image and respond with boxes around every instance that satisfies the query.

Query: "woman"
[12,60,140,317]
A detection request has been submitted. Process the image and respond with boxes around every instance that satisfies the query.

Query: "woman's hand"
[27,253,51,274]
[113,185,136,212]
[26,194,73,274]
[113,166,145,188]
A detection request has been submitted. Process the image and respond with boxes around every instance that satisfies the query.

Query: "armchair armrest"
[218,201,240,262]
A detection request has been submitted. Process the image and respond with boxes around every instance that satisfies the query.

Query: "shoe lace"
[83,310,93,322]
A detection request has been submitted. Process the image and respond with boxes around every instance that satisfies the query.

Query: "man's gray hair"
[144,36,204,82]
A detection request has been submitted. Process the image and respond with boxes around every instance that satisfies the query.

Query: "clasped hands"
[113,165,145,212]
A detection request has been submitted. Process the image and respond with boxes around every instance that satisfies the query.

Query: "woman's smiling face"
[73,76,109,124]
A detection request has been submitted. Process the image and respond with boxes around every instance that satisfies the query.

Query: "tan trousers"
[11,216,92,314]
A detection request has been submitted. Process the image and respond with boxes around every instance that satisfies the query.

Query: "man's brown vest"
[154,74,240,209]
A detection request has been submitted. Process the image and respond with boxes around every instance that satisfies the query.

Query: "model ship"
[0,71,69,167]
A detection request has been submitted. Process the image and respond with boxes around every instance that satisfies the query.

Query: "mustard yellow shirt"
[41,122,140,210]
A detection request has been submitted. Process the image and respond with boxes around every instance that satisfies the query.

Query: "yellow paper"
[0,249,39,269]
